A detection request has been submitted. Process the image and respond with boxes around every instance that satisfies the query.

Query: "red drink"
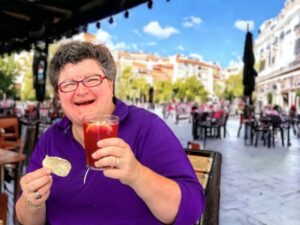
[83,115,119,168]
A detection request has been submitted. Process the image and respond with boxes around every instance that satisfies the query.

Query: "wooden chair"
[187,141,201,150]
[0,116,24,207]
[253,116,272,148]
[237,114,252,137]
[185,149,222,225]
[0,116,22,152]
[0,116,20,142]
[0,192,7,225]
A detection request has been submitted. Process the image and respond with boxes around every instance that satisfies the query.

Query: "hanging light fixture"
[147,0,153,9]
[109,16,114,24]
[96,21,101,29]
[124,10,129,18]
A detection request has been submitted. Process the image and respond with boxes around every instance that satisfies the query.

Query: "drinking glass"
[83,114,119,169]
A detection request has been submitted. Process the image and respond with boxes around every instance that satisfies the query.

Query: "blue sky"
[88,0,285,68]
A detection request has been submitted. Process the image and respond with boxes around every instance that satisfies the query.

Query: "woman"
[16,41,204,225]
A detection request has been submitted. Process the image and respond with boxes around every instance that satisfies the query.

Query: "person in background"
[289,104,298,135]
[15,41,205,225]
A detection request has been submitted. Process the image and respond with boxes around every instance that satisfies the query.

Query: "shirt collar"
[113,98,129,122]
[57,98,128,131]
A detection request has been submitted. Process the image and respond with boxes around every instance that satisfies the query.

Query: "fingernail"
[92,153,96,158]
[46,169,52,174]
[97,140,103,147]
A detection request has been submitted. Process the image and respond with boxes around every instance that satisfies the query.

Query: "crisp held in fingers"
[42,155,72,177]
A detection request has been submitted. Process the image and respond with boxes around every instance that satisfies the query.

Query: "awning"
[0,0,148,54]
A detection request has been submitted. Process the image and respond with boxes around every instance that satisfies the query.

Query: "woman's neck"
[71,102,116,146]
[72,124,84,146]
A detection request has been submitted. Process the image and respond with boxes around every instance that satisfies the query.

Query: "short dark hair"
[48,41,116,89]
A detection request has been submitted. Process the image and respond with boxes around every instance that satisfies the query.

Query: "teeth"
[75,100,94,105]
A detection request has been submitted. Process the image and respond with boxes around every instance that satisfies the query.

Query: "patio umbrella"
[242,30,257,105]
[32,47,48,102]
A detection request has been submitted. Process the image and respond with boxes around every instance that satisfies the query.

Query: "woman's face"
[58,59,114,127]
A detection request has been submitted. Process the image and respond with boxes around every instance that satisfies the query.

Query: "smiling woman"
[15,41,205,225]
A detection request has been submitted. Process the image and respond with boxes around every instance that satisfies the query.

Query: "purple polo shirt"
[26,99,204,225]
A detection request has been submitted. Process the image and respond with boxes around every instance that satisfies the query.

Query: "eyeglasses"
[57,75,107,93]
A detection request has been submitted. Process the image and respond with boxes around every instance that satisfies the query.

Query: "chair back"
[0,193,7,225]
[0,116,19,141]
[187,141,201,150]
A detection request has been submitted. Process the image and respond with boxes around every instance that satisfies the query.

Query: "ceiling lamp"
[109,16,114,24]
[147,0,153,9]
[124,10,129,18]
[96,21,101,29]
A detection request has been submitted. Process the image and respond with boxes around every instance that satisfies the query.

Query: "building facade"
[255,0,300,108]
[116,52,224,98]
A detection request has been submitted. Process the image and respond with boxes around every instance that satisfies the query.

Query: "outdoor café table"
[0,148,25,197]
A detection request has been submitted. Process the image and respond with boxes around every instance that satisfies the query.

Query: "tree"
[19,53,36,100]
[174,75,208,102]
[116,66,133,100]
[131,78,150,102]
[224,72,243,100]
[0,54,21,99]
[214,83,225,99]
[267,92,273,104]
[154,80,173,103]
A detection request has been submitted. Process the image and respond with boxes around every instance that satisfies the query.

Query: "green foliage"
[131,78,150,100]
[256,59,265,72]
[116,67,133,100]
[224,72,243,99]
[174,75,208,102]
[267,92,273,104]
[214,83,225,99]
[296,88,300,97]
[0,54,21,99]
[19,53,35,100]
[116,68,211,103]
[154,80,173,102]
[116,67,151,102]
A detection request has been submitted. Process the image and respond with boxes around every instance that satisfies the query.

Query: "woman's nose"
[75,82,89,94]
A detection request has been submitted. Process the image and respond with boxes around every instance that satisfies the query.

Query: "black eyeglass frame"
[56,74,107,93]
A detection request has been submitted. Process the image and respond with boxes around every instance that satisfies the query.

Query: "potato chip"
[42,155,71,177]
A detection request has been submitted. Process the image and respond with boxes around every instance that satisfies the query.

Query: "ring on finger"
[115,157,120,168]
[34,191,42,200]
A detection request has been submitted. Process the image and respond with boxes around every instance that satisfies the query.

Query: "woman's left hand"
[92,137,142,185]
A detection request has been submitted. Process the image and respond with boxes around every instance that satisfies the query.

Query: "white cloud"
[143,21,179,39]
[95,29,113,44]
[234,20,255,32]
[113,42,127,50]
[95,29,128,51]
[183,16,202,28]
[176,45,185,51]
[189,53,203,61]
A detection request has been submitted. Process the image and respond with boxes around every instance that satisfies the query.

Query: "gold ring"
[34,191,42,200]
[115,157,120,168]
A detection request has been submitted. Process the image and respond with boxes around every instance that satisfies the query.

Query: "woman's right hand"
[20,168,53,207]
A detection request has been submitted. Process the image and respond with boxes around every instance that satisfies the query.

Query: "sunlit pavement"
[153,107,300,225]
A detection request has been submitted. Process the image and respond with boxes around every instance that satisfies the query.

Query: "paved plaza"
[154,108,300,225]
